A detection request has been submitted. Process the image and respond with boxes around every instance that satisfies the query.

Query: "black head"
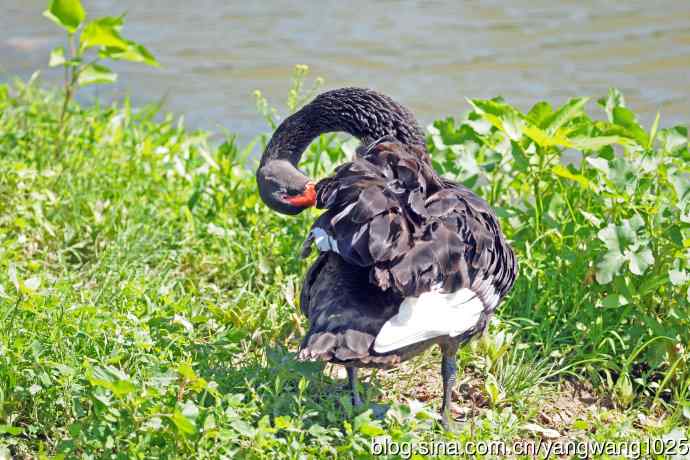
[256,159,316,215]
[255,88,426,216]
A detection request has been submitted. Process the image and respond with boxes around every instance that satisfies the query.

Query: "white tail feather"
[373,288,485,353]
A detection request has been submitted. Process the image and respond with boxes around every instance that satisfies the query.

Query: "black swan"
[256,88,517,428]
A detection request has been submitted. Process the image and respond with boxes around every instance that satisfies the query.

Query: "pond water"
[2,0,689,143]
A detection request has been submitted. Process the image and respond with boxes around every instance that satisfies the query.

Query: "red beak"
[284,182,316,208]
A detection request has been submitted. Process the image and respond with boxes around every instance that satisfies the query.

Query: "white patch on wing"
[373,288,485,354]
[311,227,339,254]
[486,291,500,311]
[472,276,499,312]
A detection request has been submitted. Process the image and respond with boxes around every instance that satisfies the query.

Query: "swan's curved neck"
[259,87,425,167]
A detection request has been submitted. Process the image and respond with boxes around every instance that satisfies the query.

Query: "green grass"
[1,75,689,459]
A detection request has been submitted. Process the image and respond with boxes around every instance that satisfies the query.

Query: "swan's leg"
[440,341,459,430]
[347,366,363,407]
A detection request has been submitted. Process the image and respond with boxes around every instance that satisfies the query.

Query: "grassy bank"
[0,76,689,458]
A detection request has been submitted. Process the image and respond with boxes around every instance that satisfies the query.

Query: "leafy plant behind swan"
[43,0,158,149]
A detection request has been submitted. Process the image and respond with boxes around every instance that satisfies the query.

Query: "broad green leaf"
[455,144,481,180]
[668,171,690,206]
[468,98,514,118]
[593,120,635,142]
[102,41,159,66]
[467,98,525,140]
[612,106,649,146]
[552,165,594,190]
[511,141,529,172]
[181,400,199,421]
[274,415,291,430]
[307,423,330,439]
[627,214,645,232]
[353,410,384,437]
[570,135,632,151]
[87,365,137,397]
[502,111,525,141]
[77,63,117,86]
[628,247,654,275]
[43,0,85,33]
[111,380,137,397]
[465,117,492,136]
[638,274,670,296]
[171,410,196,435]
[526,101,553,126]
[231,419,256,437]
[80,17,128,50]
[543,97,588,135]
[596,251,625,284]
[607,157,636,192]
[658,126,688,153]
[91,15,123,30]
[572,420,589,431]
[601,294,628,309]
[596,216,652,283]
[177,362,198,381]
[669,269,688,286]
[88,365,116,384]
[48,47,66,67]
[467,99,508,128]
[0,425,23,436]
[523,125,573,148]
[598,223,624,252]
[597,222,627,279]
[521,125,553,147]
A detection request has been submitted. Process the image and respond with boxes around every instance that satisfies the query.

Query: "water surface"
[2,1,689,142]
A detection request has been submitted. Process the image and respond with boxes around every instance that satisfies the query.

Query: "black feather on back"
[303,138,517,305]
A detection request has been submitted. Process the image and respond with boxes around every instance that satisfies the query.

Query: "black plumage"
[256,88,517,428]
[303,139,516,300]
